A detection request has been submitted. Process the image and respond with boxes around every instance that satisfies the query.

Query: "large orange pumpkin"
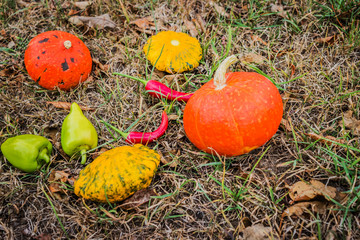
[24,31,92,91]
[183,55,283,157]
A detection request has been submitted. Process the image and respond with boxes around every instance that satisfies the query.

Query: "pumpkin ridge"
[224,88,243,152]
[193,94,208,151]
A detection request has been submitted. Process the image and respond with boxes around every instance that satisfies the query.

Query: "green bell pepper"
[61,102,98,165]
[1,134,52,173]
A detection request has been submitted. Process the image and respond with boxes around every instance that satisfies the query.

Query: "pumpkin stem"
[64,40,72,49]
[213,55,238,90]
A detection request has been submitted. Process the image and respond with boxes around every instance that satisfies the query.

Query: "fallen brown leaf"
[74,1,91,10]
[315,35,335,44]
[305,132,345,145]
[251,35,268,46]
[271,4,287,18]
[341,110,360,136]
[241,4,249,11]
[46,102,94,111]
[48,170,70,194]
[290,64,296,76]
[289,180,345,203]
[46,101,72,110]
[334,190,347,203]
[167,115,179,121]
[68,14,116,29]
[67,9,80,16]
[15,0,30,8]
[209,1,229,17]
[130,16,154,30]
[240,53,266,64]
[280,118,292,132]
[343,110,356,127]
[184,19,198,37]
[283,180,347,219]
[120,188,157,210]
[195,14,206,33]
[282,201,327,218]
[67,177,77,186]
[0,67,16,78]
[242,224,279,240]
[93,58,110,72]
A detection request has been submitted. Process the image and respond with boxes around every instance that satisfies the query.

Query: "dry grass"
[1,0,360,239]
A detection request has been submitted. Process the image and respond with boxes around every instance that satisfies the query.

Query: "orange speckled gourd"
[183,55,283,157]
[24,31,92,90]
[74,144,160,203]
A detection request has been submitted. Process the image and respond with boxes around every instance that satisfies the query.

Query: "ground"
[0,0,359,239]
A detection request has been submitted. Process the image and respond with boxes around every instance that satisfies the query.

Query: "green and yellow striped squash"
[74,144,160,203]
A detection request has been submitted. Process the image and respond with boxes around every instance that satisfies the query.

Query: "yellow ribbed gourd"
[143,31,202,73]
[74,144,160,203]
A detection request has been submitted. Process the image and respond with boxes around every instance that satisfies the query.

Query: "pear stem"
[213,55,238,90]
[80,148,87,165]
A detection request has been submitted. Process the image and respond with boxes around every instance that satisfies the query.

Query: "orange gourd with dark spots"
[183,56,283,157]
[24,31,92,91]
